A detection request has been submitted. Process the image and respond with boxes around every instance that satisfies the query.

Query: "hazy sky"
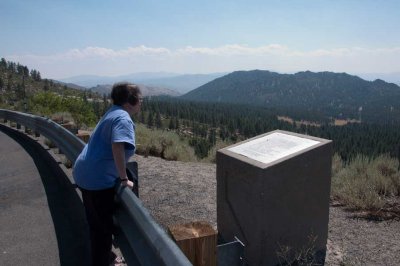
[1,0,399,79]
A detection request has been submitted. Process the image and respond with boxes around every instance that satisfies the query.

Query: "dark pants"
[81,187,115,266]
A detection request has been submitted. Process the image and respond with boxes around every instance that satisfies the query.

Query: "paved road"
[0,124,90,266]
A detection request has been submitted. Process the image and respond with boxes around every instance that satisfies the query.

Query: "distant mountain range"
[139,73,226,94]
[182,70,400,123]
[60,72,225,94]
[89,83,180,97]
[59,72,178,87]
[52,80,87,90]
[357,72,400,86]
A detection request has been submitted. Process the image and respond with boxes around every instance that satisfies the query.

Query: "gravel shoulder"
[135,155,400,266]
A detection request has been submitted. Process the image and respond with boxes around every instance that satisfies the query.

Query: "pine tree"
[36,71,41,81]
[155,112,162,129]
[102,94,109,114]
[43,79,49,91]
[168,118,175,130]
[23,66,29,77]
[16,83,24,99]
[83,91,88,103]
[147,112,154,128]
[0,58,6,69]
[6,80,12,92]
[208,129,216,145]
[140,110,146,124]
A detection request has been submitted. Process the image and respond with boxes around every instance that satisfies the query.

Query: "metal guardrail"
[0,109,192,266]
[0,109,85,165]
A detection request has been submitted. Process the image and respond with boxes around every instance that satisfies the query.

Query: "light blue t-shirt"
[73,105,136,190]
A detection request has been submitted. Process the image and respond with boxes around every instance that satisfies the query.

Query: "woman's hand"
[122,179,134,189]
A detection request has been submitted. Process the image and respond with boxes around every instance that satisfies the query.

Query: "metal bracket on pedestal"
[218,236,246,266]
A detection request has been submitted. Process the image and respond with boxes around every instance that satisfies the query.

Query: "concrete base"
[217,130,332,265]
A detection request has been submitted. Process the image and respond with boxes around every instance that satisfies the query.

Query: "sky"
[1,0,400,80]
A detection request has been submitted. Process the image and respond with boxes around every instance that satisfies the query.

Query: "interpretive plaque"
[227,132,320,165]
[217,130,332,266]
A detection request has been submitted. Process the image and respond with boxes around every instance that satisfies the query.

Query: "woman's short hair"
[111,82,141,106]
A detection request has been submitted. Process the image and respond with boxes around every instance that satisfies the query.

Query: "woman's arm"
[112,142,134,189]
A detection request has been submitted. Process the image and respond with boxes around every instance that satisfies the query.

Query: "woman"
[73,82,141,266]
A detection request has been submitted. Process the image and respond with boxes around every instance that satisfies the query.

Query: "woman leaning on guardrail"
[73,82,142,266]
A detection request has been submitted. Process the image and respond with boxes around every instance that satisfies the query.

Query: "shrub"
[51,112,74,124]
[202,140,233,163]
[135,123,197,162]
[331,154,400,211]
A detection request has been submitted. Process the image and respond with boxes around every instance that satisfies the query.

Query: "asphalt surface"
[0,124,90,266]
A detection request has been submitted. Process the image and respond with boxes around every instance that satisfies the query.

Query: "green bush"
[51,112,75,124]
[29,92,97,127]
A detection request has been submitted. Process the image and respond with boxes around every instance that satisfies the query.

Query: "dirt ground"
[135,155,400,266]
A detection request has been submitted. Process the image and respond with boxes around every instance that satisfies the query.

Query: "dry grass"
[332,154,400,218]
[277,116,321,127]
[135,123,198,162]
[333,119,360,126]
[276,234,323,266]
[201,140,232,163]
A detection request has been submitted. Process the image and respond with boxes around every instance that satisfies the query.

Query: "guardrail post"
[35,131,40,137]
[17,123,21,129]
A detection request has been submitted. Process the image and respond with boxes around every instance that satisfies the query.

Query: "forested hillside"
[0,58,110,127]
[142,97,400,162]
[182,70,400,124]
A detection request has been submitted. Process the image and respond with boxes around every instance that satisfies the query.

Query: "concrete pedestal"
[217,130,332,265]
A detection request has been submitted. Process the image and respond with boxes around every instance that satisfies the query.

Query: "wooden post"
[61,122,77,133]
[168,221,217,266]
[76,130,90,143]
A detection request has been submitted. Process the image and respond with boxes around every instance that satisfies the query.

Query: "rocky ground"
[135,155,400,266]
